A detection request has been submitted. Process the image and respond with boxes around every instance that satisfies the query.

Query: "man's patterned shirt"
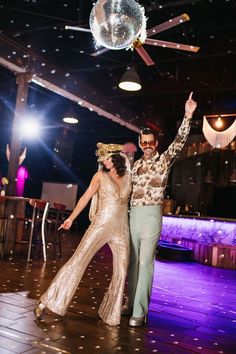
[130,115,192,207]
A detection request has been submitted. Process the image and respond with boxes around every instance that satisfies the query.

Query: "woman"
[34,142,132,326]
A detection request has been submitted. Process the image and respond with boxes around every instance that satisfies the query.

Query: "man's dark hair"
[139,128,157,141]
[101,153,126,177]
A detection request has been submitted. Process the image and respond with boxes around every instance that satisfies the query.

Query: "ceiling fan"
[65,13,200,66]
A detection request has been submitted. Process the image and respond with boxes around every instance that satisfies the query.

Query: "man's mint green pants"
[128,205,162,317]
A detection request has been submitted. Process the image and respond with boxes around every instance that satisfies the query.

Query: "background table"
[1,196,30,256]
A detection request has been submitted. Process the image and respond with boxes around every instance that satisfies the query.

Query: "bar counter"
[161,214,236,269]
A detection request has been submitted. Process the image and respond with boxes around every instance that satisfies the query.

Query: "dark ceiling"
[0,0,236,137]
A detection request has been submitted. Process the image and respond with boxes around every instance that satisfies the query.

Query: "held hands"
[185,92,197,118]
[58,218,73,230]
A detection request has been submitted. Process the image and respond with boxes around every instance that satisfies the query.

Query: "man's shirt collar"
[141,151,160,162]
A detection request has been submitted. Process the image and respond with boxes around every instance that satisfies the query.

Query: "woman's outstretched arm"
[60,171,101,230]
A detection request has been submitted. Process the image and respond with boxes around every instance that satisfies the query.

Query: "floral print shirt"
[131,115,192,206]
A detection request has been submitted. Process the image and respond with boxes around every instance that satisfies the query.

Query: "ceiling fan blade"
[145,38,200,52]
[65,25,91,33]
[91,47,111,57]
[147,13,190,37]
[135,46,155,66]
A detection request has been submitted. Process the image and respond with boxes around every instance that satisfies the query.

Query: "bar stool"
[15,199,49,262]
[0,196,8,258]
[47,202,66,258]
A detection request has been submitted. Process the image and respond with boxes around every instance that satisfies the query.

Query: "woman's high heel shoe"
[33,302,45,320]
[121,304,133,316]
[128,315,147,327]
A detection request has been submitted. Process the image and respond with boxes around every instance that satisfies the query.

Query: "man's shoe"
[129,316,146,327]
[121,304,133,316]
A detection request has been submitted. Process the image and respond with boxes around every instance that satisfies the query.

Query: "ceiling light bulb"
[215,116,223,128]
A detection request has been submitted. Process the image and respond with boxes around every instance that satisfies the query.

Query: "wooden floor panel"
[0,234,236,353]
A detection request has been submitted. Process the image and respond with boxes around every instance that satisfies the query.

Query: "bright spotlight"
[19,118,41,139]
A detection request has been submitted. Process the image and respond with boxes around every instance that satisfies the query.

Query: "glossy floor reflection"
[0,233,236,353]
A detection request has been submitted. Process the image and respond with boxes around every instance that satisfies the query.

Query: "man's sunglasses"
[140,140,156,147]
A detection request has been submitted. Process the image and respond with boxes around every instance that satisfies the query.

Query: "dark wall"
[171,150,236,218]
[209,187,236,218]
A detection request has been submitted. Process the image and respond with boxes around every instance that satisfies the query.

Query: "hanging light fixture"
[202,114,236,149]
[189,176,196,185]
[204,170,214,184]
[119,66,141,91]
[175,172,182,187]
[63,107,79,124]
[189,156,197,185]
[229,152,236,183]
[229,168,236,183]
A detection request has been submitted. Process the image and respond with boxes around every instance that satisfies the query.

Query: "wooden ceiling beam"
[0,34,140,133]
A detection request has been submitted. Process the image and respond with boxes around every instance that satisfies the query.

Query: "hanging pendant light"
[189,156,197,185]
[175,173,182,187]
[229,168,236,183]
[119,66,141,91]
[229,151,236,183]
[202,114,236,149]
[63,107,79,124]
[189,176,196,185]
[204,170,214,184]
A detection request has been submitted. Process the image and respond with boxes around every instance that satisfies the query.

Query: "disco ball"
[89,0,146,50]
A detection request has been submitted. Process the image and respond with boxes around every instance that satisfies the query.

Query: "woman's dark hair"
[102,153,126,177]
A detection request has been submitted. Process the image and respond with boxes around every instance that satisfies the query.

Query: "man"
[125,92,197,326]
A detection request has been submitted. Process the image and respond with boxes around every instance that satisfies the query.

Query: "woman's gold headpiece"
[96,142,124,162]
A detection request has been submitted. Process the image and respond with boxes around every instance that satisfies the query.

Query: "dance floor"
[0,234,236,354]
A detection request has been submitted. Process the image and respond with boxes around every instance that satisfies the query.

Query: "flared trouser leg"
[99,235,129,326]
[128,205,162,318]
[40,225,107,316]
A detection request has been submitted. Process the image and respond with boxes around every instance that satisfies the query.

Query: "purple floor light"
[162,215,236,245]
